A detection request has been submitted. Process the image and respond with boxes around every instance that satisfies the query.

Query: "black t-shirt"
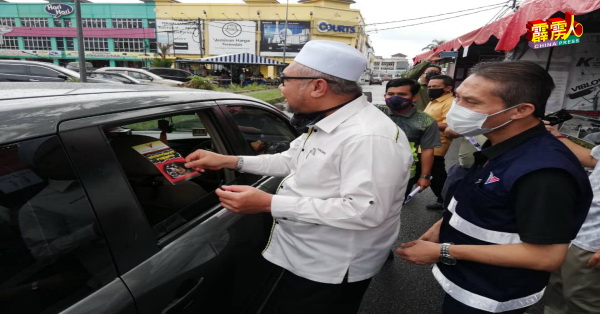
[513,168,580,244]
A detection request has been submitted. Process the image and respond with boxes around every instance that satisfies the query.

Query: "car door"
[60,100,297,314]
[0,63,29,82]
[0,135,134,314]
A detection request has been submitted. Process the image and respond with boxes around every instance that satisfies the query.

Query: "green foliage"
[184,75,218,90]
[67,77,80,82]
[150,58,173,68]
[422,39,447,51]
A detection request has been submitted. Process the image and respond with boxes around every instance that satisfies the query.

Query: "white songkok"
[294,40,367,82]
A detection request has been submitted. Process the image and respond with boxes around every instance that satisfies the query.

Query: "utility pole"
[171,25,177,66]
[74,0,86,82]
[282,0,289,65]
[197,18,204,57]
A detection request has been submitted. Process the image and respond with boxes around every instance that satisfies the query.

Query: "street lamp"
[282,0,289,64]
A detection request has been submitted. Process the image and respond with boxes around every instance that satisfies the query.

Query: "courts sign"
[317,20,356,34]
[526,12,583,49]
[45,3,74,18]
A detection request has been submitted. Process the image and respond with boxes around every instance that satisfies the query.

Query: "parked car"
[0,60,106,83]
[66,61,95,73]
[0,83,299,314]
[88,71,143,84]
[369,77,383,85]
[95,67,182,87]
[145,67,194,82]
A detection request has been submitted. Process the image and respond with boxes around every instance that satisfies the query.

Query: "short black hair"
[386,78,420,96]
[469,60,555,118]
[425,65,442,73]
[429,75,454,88]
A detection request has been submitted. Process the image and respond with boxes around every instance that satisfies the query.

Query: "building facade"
[0,1,158,68]
[371,53,410,80]
[0,0,370,77]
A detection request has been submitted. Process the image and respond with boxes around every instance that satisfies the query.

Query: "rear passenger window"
[105,112,226,238]
[226,106,297,154]
[0,136,116,313]
[29,66,62,78]
[0,64,27,75]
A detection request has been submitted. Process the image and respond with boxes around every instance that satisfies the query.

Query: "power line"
[365,2,506,26]
[366,5,504,33]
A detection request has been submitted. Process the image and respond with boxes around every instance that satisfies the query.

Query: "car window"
[29,66,62,78]
[0,136,116,313]
[104,111,227,238]
[127,71,151,80]
[0,64,27,75]
[226,106,297,155]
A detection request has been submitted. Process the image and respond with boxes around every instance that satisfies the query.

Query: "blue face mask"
[385,96,413,111]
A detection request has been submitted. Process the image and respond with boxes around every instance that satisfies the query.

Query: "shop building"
[0,0,371,79]
[0,1,158,68]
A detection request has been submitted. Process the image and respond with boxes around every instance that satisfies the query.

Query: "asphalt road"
[356,84,545,314]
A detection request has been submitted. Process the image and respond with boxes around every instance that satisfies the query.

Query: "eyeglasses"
[278,75,335,86]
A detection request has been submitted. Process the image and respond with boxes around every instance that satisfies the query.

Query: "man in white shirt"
[185,40,412,313]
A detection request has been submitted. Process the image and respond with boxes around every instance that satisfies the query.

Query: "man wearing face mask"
[185,40,412,314]
[405,52,443,111]
[383,78,441,197]
[396,60,592,314]
[422,75,455,210]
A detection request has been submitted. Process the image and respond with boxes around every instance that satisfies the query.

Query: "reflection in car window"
[0,137,115,313]
[105,112,225,238]
[227,106,297,155]
[29,66,61,78]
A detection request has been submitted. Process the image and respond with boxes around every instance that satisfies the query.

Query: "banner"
[208,21,256,55]
[156,19,202,55]
[260,20,310,57]
[64,51,158,59]
[563,33,600,116]
[0,50,61,58]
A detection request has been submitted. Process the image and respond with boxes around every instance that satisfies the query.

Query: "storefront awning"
[179,53,286,66]
[414,0,600,63]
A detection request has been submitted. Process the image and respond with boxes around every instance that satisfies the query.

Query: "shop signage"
[45,3,74,18]
[317,20,356,34]
[208,21,256,55]
[526,12,583,49]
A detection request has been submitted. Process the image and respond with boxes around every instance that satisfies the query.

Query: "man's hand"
[425,51,442,63]
[396,240,441,265]
[543,121,562,137]
[588,250,600,269]
[419,219,442,242]
[184,149,237,173]
[416,178,431,191]
[444,127,462,140]
[216,185,272,214]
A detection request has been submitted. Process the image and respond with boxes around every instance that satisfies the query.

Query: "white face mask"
[446,101,520,137]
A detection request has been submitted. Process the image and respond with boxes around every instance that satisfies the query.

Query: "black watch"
[420,174,433,180]
[440,243,457,265]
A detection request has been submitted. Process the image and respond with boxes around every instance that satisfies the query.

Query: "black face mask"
[427,88,445,100]
[290,103,347,133]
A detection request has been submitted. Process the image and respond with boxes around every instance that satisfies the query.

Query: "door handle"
[161,277,205,314]
[30,79,40,82]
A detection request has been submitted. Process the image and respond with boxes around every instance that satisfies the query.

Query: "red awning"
[414,0,600,63]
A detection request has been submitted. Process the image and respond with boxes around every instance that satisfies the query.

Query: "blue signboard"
[45,3,74,18]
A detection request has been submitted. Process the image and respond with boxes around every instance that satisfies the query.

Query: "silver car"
[0,83,298,314]
[95,67,182,87]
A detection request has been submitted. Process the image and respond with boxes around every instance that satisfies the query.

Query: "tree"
[151,43,174,68]
[422,39,447,51]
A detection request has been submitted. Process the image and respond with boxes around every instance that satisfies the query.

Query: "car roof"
[0,60,82,77]
[0,83,278,144]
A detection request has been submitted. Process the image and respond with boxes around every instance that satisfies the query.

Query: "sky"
[7,0,519,61]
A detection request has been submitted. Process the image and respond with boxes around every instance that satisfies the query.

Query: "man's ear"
[511,103,536,119]
[309,79,329,98]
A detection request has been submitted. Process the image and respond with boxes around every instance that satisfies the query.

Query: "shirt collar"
[389,105,417,118]
[474,123,546,163]
[315,95,368,134]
